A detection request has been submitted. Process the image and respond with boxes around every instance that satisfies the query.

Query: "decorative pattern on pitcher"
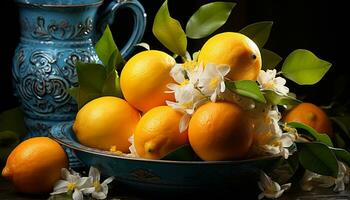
[12,48,98,117]
[31,16,94,41]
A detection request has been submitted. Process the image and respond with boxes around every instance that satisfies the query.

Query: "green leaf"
[0,130,20,147]
[77,62,106,92]
[186,2,236,39]
[261,49,282,70]
[330,147,350,166]
[107,48,125,73]
[161,145,201,161]
[96,25,118,66]
[225,80,266,103]
[152,0,187,56]
[0,130,20,163]
[330,116,350,139]
[296,142,338,177]
[281,49,332,85]
[104,50,123,97]
[239,21,273,48]
[0,107,27,138]
[102,70,123,98]
[288,122,333,147]
[263,90,301,109]
[334,133,346,148]
[69,62,107,108]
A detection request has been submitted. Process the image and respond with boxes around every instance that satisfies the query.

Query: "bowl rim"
[51,131,282,165]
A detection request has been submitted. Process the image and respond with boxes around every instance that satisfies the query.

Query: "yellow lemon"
[198,32,262,81]
[73,96,140,152]
[2,137,68,194]
[134,106,188,159]
[120,50,176,112]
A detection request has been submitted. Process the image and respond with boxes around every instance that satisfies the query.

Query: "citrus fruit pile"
[71,32,332,161]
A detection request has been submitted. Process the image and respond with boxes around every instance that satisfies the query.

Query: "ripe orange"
[120,50,176,112]
[73,96,140,152]
[188,101,254,161]
[198,32,262,81]
[2,137,68,194]
[134,106,188,159]
[283,102,333,137]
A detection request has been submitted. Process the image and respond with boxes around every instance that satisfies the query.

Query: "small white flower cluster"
[251,69,296,159]
[166,60,230,132]
[258,171,291,199]
[257,69,289,96]
[251,105,297,160]
[51,167,114,200]
[301,161,350,192]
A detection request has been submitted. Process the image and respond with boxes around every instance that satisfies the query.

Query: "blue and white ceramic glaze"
[50,122,283,192]
[12,0,146,137]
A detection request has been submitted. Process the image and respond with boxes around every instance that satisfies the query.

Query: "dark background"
[0,0,346,113]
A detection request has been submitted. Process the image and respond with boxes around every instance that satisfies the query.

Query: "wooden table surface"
[1,177,349,200]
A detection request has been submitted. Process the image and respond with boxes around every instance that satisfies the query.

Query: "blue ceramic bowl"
[50,122,282,193]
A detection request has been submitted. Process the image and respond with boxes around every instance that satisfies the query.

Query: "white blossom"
[50,168,93,200]
[251,106,296,159]
[127,135,139,158]
[166,68,206,132]
[301,161,350,192]
[167,83,205,115]
[198,64,230,102]
[257,69,289,96]
[258,171,291,199]
[85,167,114,199]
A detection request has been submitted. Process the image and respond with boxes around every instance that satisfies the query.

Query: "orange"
[73,96,140,152]
[198,32,262,81]
[188,101,254,161]
[120,50,176,112]
[283,102,333,137]
[134,106,188,159]
[2,137,68,194]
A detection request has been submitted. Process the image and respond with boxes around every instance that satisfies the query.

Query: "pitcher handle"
[97,0,147,58]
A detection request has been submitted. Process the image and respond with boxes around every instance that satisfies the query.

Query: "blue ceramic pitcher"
[12,0,146,138]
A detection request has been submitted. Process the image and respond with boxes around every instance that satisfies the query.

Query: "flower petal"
[210,91,217,102]
[72,189,84,200]
[216,64,231,76]
[280,134,294,148]
[92,191,107,200]
[77,177,93,188]
[281,183,292,191]
[50,187,68,195]
[170,64,185,84]
[167,83,180,91]
[102,177,115,185]
[89,166,100,182]
[81,187,95,195]
[53,180,68,191]
[179,114,191,133]
[258,192,265,200]
[274,76,286,85]
[334,179,345,192]
[260,171,274,188]
[220,80,226,93]
[61,168,71,180]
